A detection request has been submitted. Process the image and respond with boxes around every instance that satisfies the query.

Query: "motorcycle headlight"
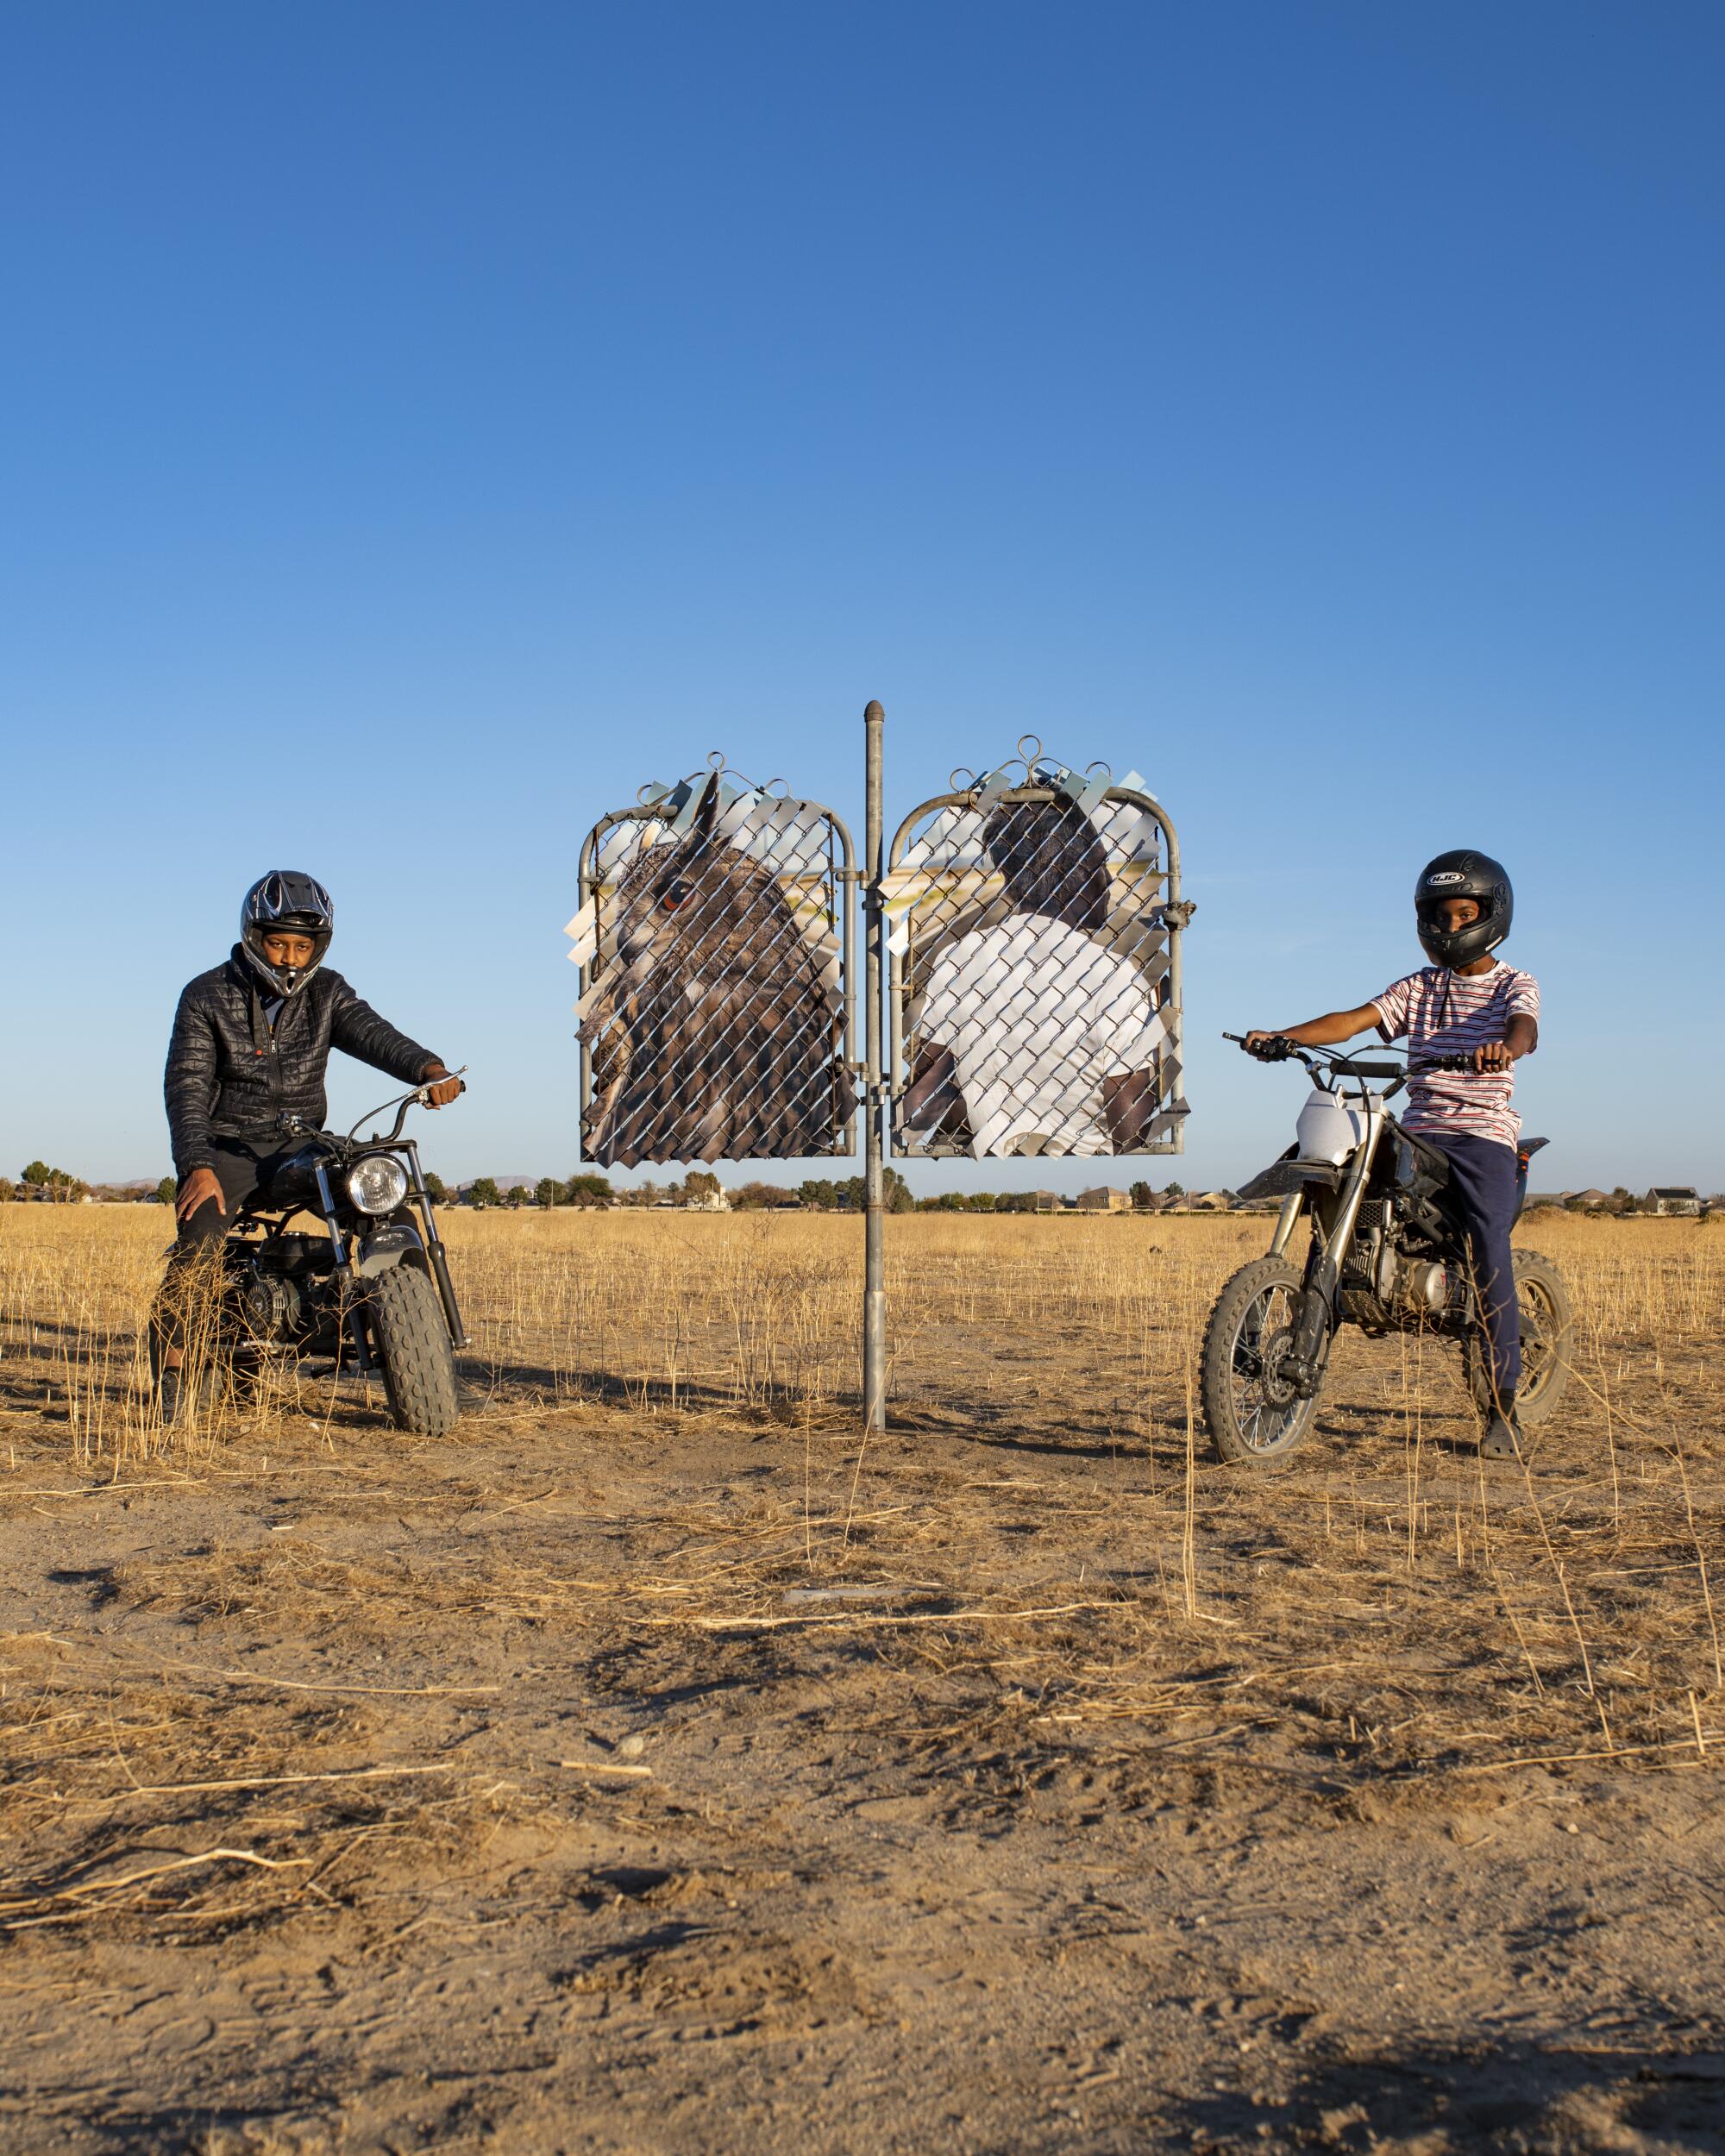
[346,1154,410,1215]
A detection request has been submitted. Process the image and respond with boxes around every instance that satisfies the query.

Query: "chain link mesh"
[888,761,1187,1158]
[571,769,852,1166]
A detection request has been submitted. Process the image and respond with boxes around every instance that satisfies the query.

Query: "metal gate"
[881,738,1190,1158]
[568,756,856,1166]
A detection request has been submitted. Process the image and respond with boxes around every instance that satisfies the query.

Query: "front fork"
[313,1162,386,1377]
[1272,1113,1383,1398]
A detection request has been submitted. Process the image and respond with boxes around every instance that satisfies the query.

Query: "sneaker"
[156,1365,183,1426]
[1480,1409,1521,1462]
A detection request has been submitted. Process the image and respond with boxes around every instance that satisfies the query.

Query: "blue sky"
[2,3,1720,1193]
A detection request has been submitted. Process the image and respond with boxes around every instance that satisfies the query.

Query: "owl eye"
[661,877,693,914]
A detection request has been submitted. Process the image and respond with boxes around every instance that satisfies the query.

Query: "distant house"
[1644,1187,1702,1217]
[1567,1189,1610,1213]
[1189,1191,1235,1213]
[1032,1189,1064,1213]
[1076,1187,1129,1213]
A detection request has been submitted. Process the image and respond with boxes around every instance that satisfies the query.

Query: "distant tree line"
[794,1171,913,1213]
[0,1162,92,1203]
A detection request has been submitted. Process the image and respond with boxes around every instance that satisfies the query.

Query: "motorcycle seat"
[1518,1136,1549,1164]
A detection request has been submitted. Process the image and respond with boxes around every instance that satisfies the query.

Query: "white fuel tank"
[1296,1088,1365,1167]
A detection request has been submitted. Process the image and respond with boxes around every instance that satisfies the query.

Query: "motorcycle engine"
[1341,1202,1454,1333]
[1389,1257,1450,1319]
[241,1269,306,1343]
[1339,1202,1396,1333]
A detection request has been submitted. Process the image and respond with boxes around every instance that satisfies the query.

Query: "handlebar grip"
[1226,1031,1295,1061]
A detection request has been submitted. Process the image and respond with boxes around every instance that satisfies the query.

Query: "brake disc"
[1257,1326,1299,1410]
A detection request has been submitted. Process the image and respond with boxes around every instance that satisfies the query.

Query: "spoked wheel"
[1465,1249,1572,1428]
[1201,1257,1323,1466]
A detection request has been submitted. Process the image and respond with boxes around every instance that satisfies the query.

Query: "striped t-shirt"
[1371,962,1540,1150]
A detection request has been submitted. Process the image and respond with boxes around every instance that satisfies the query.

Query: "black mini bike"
[158,1081,469,1437]
[1201,1037,1571,1464]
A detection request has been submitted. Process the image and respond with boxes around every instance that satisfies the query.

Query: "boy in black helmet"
[1243,850,1539,1459]
[154,872,460,1415]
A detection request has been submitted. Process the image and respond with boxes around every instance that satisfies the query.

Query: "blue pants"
[1424,1131,1521,1401]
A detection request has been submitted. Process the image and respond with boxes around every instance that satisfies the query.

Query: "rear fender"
[1513,1137,1548,1225]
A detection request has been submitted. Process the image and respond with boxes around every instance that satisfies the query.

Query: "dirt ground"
[2,1211,1722,2153]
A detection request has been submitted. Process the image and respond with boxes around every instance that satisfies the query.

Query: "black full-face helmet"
[1414,849,1512,971]
[240,871,334,998]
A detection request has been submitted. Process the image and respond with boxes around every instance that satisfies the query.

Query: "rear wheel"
[1465,1249,1571,1427]
[1201,1257,1323,1466]
[367,1264,460,1437]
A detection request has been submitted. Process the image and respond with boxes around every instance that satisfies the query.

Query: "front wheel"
[1201,1257,1323,1466]
[367,1263,461,1437]
[1465,1249,1571,1428]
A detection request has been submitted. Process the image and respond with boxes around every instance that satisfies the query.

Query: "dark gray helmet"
[241,871,333,998]
[1414,849,1512,971]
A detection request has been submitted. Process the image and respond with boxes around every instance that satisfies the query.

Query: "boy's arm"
[1243,1004,1383,1057]
[1476,1012,1538,1072]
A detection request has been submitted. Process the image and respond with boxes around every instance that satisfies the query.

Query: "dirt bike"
[1200,1036,1571,1464]
[154,1080,470,1437]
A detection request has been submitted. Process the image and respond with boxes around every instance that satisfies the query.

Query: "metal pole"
[862,699,887,1432]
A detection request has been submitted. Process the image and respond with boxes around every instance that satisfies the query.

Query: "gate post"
[862,699,887,1432]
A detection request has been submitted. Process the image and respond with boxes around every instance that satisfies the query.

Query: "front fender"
[1237,1147,1341,1204]
[352,1223,424,1278]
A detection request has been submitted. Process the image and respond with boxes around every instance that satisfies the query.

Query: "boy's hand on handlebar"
[175,1168,225,1223]
[1242,1031,1292,1061]
[1472,1041,1514,1073]
[420,1061,462,1109]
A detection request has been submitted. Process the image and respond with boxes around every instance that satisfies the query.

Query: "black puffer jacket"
[166,948,440,1175]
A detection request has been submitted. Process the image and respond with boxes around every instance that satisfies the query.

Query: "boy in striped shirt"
[1244,849,1538,1460]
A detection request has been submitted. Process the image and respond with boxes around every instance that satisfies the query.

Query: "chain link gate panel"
[568,756,856,1167]
[884,738,1190,1159]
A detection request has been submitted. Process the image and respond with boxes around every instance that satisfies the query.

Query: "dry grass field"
[2,1204,1722,2153]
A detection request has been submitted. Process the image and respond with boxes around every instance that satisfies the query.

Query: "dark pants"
[155,1139,297,1353]
[1425,1131,1521,1402]
[171,1138,294,1250]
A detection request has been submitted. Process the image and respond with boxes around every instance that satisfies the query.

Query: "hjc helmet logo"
[1425,871,1466,887]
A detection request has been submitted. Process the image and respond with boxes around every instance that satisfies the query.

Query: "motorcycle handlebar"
[1225,1035,1486,1079]
[348,1069,470,1146]
[1223,1031,1295,1062]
